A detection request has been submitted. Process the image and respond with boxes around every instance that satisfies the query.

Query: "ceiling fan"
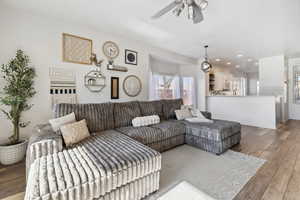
[152,0,208,24]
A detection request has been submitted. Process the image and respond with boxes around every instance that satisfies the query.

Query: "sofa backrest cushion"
[139,100,164,119]
[114,101,142,128]
[162,99,183,120]
[54,103,114,133]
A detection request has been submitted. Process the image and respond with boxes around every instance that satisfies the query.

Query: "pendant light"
[201,45,212,73]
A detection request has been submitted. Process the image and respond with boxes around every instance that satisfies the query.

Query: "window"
[294,66,300,104]
[151,74,180,100]
[150,74,196,106]
[182,77,195,105]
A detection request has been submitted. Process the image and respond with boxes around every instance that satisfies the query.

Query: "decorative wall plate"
[125,49,138,65]
[103,41,119,60]
[123,75,142,97]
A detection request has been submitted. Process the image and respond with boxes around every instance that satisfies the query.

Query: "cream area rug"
[151,145,265,200]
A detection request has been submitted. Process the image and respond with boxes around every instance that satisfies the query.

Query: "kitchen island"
[207,96,282,129]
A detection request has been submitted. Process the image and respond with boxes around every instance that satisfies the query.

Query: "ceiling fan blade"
[151,1,180,19]
[193,4,204,24]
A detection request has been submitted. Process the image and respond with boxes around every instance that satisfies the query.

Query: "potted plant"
[0,50,36,165]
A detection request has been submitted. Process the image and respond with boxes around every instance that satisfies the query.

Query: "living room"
[0,0,300,200]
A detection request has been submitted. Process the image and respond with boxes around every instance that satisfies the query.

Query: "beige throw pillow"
[60,119,90,147]
[49,112,76,132]
[175,109,193,120]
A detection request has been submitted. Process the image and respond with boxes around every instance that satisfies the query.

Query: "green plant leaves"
[0,49,36,144]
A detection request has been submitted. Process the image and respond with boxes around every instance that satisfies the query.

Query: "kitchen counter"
[206,96,280,129]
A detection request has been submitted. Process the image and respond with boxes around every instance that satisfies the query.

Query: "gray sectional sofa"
[25,99,241,200]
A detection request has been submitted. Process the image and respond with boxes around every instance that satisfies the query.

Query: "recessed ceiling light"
[227,62,231,65]
[236,65,240,68]
[215,58,221,62]
[254,62,259,66]
[248,58,253,62]
[237,54,244,58]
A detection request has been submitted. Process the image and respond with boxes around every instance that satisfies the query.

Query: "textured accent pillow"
[49,112,76,132]
[175,109,193,120]
[60,119,90,147]
[132,115,160,127]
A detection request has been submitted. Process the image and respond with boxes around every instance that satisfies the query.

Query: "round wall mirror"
[123,75,142,97]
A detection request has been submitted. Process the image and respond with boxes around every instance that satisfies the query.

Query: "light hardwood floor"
[1,120,300,200]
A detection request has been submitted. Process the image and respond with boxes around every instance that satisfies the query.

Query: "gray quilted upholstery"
[26,99,242,200]
[184,120,241,141]
[117,120,186,152]
[201,111,212,120]
[186,132,241,155]
[162,99,183,120]
[184,119,241,154]
[26,124,63,179]
[25,130,161,200]
[116,126,163,145]
[54,103,115,133]
[113,101,142,128]
[150,120,185,137]
[139,100,164,119]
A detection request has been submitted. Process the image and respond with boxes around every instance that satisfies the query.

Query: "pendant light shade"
[201,45,212,73]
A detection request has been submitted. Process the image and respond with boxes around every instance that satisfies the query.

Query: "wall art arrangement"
[123,75,142,97]
[62,33,93,65]
[60,34,142,97]
[103,41,128,72]
[111,77,119,99]
[49,67,77,107]
[125,49,138,65]
[84,53,106,93]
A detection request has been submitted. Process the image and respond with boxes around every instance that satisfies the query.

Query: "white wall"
[247,72,259,95]
[259,55,289,122]
[288,58,300,120]
[0,6,197,143]
[259,55,285,96]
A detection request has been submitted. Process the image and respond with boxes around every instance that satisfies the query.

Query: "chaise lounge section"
[25,99,241,200]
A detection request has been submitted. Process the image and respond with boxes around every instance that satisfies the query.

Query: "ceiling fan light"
[201,45,212,73]
[200,0,208,10]
[173,8,181,16]
[188,5,194,19]
[173,3,184,16]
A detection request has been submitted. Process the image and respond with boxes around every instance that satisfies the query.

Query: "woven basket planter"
[0,140,28,165]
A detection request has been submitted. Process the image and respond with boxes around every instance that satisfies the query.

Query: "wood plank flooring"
[233,120,300,200]
[1,120,300,200]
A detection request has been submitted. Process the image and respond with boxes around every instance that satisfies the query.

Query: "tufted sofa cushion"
[53,103,115,133]
[162,99,183,120]
[139,100,164,119]
[114,101,142,128]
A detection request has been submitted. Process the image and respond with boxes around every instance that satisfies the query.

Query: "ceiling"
[2,0,300,73]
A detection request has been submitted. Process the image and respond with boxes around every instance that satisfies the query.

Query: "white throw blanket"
[187,109,213,123]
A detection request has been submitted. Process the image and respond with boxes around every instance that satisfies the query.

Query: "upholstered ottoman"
[184,120,241,155]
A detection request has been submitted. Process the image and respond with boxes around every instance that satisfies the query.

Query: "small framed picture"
[111,77,119,99]
[125,49,138,65]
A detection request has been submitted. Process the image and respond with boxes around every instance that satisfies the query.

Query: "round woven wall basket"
[0,140,28,165]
